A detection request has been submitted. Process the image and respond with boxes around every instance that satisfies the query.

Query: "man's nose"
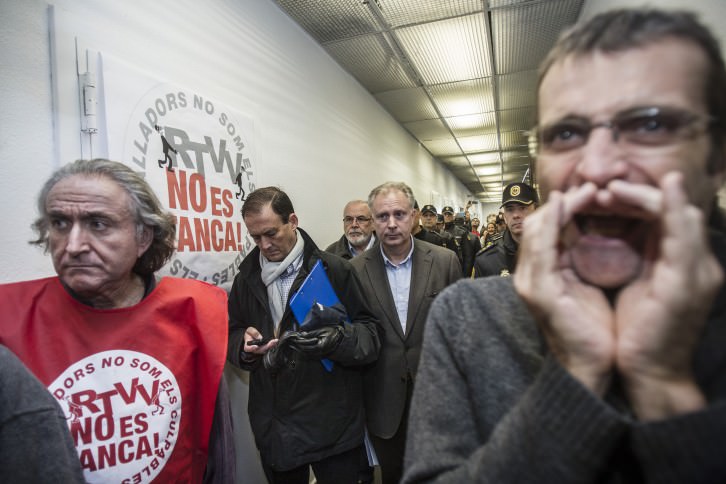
[574,128,629,187]
[65,224,89,254]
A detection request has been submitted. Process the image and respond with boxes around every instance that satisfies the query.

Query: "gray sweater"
[0,346,85,483]
[403,256,726,483]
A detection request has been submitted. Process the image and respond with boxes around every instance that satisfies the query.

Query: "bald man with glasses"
[325,200,377,260]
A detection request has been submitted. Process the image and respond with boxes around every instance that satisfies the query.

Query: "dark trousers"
[358,440,375,484]
[262,444,367,484]
[370,379,413,484]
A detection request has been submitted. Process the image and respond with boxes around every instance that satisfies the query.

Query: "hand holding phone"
[247,337,271,346]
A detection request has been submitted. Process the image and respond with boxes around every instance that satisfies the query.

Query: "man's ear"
[288,213,299,230]
[137,226,153,257]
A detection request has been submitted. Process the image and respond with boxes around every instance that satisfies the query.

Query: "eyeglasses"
[529,106,715,156]
[343,216,372,225]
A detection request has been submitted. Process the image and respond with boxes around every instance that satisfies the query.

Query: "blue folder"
[288,259,343,371]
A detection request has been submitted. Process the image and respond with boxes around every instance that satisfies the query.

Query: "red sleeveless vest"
[0,277,227,483]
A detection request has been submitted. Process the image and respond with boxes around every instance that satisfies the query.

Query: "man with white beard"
[326,200,377,259]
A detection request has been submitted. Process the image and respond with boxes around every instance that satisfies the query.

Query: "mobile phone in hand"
[247,337,271,346]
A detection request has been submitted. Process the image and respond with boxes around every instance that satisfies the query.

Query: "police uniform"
[413,228,461,274]
[481,230,502,249]
[419,204,459,256]
[472,182,538,278]
[414,227,442,246]
[442,206,475,277]
[472,229,518,277]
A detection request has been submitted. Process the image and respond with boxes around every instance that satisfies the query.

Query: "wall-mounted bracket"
[80,71,97,134]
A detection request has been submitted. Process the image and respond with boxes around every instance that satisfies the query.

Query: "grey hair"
[30,159,176,276]
[367,182,416,211]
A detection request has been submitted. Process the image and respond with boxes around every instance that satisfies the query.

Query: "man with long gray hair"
[0,159,232,483]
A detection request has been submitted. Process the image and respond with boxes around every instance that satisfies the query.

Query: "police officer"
[435,214,446,235]
[430,210,458,250]
[472,182,538,278]
[455,210,481,254]
[417,203,459,255]
[442,206,475,277]
[495,212,507,235]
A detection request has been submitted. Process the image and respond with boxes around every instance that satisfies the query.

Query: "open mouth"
[573,214,641,238]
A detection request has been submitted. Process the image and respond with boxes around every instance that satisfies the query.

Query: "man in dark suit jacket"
[351,182,461,484]
[228,187,381,484]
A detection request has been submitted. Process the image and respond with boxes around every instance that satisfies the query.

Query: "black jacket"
[444,223,475,277]
[472,229,518,278]
[324,234,353,260]
[227,228,381,471]
[414,228,461,265]
[325,234,377,260]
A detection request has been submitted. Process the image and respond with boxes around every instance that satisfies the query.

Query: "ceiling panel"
[275,0,380,42]
[458,133,499,152]
[492,0,584,75]
[403,118,451,141]
[498,106,536,132]
[272,0,584,200]
[374,87,438,122]
[420,137,462,157]
[428,78,495,117]
[395,13,492,84]
[496,70,538,111]
[446,112,497,137]
[325,34,417,92]
[468,151,502,164]
[439,154,473,167]
[499,130,527,149]
[474,165,503,177]
[382,0,485,28]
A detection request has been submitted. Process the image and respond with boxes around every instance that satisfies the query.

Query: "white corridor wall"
[0,1,472,482]
[0,0,471,285]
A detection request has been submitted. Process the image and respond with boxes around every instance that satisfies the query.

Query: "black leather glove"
[263,332,296,371]
[302,302,348,330]
[289,326,343,358]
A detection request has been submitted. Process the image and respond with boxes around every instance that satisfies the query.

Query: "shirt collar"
[380,235,415,268]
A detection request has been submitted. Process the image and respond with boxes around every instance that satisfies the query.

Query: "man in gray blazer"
[351,182,461,484]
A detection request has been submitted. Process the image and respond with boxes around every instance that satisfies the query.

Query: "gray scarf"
[259,232,304,331]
